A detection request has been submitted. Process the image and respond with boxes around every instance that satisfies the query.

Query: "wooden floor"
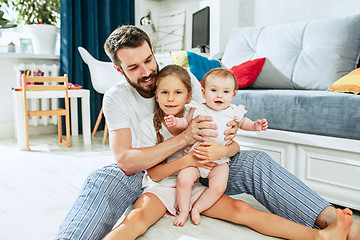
[0,133,358,240]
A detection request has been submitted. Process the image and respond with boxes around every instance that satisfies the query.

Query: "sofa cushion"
[328,68,360,94]
[232,90,360,140]
[170,51,221,81]
[229,58,266,88]
[222,15,360,90]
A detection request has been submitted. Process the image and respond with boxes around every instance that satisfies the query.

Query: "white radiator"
[14,63,60,127]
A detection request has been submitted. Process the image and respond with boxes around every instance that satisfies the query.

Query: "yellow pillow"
[328,68,360,94]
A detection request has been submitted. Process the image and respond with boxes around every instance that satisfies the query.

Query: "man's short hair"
[104,25,152,67]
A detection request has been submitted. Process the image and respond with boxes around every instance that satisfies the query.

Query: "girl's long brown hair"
[154,65,192,144]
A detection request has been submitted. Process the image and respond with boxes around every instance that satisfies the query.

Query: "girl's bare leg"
[202,194,353,240]
[191,163,228,225]
[174,167,200,227]
[102,193,166,240]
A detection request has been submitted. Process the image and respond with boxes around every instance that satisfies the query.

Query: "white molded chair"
[78,46,124,144]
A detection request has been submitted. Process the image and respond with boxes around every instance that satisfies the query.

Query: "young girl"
[102,64,353,240]
[165,68,268,226]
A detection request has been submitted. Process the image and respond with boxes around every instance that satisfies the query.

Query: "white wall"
[135,0,202,52]
[253,0,360,26]
[135,0,360,55]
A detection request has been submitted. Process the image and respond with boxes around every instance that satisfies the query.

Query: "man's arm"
[109,114,218,176]
[110,128,188,175]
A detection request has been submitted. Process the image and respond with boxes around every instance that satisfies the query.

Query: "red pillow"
[229,57,266,88]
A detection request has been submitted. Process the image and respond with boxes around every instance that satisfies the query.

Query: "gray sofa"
[225,15,360,140]
[221,15,360,210]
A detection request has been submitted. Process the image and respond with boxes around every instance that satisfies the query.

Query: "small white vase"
[25,24,58,55]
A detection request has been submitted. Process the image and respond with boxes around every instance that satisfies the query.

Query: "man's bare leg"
[316,206,360,240]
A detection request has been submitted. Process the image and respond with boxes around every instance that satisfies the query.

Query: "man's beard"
[122,64,159,96]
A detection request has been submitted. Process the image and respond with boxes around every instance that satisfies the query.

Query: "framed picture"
[20,38,33,53]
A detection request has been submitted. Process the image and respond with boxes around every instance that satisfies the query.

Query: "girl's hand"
[254,119,268,131]
[186,151,217,170]
[224,120,239,144]
[192,141,225,162]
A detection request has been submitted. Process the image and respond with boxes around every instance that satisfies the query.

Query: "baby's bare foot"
[318,209,353,240]
[173,211,188,227]
[191,207,201,225]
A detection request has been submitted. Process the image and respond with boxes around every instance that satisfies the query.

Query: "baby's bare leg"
[191,163,229,225]
[102,193,166,240]
[174,167,200,227]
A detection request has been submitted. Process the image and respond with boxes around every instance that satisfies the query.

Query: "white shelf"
[0,52,59,60]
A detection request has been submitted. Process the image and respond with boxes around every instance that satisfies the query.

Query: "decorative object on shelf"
[8,41,15,52]
[4,0,60,55]
[20,38,33,53]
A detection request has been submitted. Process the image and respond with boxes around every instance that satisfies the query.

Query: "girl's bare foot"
[318,209,353,240]
[191,207,201,225]
[173,211,188,227]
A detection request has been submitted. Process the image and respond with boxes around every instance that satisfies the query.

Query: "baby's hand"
[254,119,268,131]
[164,115,177,127]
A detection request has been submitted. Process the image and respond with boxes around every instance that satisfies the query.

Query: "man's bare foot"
[348,218,360,240]
[343,208,353,216]
[318,209,353,240]
[191,207,201,225]
[342,207,360,240]
[173,211,188,227]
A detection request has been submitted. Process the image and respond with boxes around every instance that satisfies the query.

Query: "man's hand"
[254,119,268,131]
[224,120,239,145]
[182,115,218,145]
[164,115,176,127]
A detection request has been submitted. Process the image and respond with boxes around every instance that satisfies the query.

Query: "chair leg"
[25,117,30,151]
[102,122,108,145]
[92,107,103,137]
[58,115,63,143]
[65,112,71,148]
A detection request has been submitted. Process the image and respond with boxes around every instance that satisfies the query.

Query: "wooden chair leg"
[58,115,63,143]
[25,116,30,151]
[92,107,103,137]
[102,122,108,145]
[65,113,71,148]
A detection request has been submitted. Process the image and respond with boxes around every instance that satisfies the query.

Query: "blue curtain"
[59,0,134,133]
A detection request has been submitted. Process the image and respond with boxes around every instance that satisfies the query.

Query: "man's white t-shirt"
[103,71,203,147]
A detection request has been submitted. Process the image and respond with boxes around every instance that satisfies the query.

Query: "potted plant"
[0,10,17,29]
[4,0,60,55]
